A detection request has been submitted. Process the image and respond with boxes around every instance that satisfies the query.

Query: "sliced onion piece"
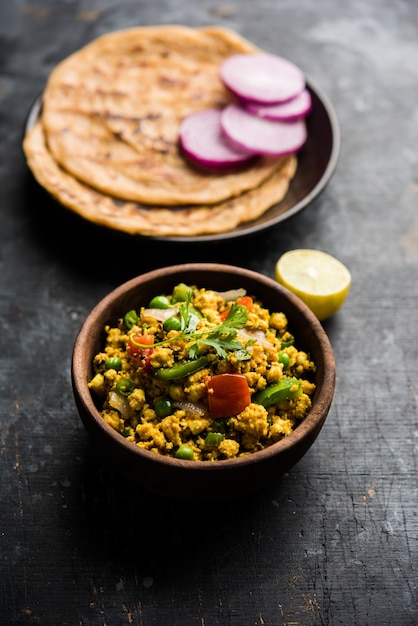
[214,288,247,301]
[221,104,307,157]
[179,108,256,168]
[142,307,178,322]
[172,400,208,417]
[108,391,131,419]
[220,53,305,105]
[237,328,273,348]
[245,88,312,121]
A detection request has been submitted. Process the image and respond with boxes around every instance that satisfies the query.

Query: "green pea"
[278,352,290,368]
[104,357,122,371]
[149,295,171,309]
[175,444,194,460]
[155,398,172,419]
[115,377,135,397]
[205,432,225,446]
[171,283,192,303]
[124,309,138,329]
[163,316,181,332]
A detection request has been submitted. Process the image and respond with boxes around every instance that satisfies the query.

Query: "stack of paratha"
[23,25,298,237]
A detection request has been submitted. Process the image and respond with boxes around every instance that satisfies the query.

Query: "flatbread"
[23,24,302,236]
[40,25,286,206]
[23,121,297,237]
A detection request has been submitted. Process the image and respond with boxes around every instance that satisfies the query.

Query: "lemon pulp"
[275,249,351,321]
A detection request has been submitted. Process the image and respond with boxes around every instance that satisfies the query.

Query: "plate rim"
[24,79,340,243]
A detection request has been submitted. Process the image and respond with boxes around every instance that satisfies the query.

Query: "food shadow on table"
[20,163,338,290]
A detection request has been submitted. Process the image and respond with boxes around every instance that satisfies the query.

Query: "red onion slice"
[221,104,307,156]
[220,53,305,105]
[172,400,208,417]
[108,391,131,419]
[245,88,312,121]
[213,288,247,301]
[179,108,256,168]
[237,328,273,348]
[142,307,178,322]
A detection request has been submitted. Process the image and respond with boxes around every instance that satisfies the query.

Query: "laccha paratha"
[24,120,297,237]
[40,25,288,206]
[24,24,302,236]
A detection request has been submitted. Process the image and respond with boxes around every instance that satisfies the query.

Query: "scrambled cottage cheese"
[89,284,316,461]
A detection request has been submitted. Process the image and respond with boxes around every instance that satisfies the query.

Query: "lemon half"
[275,249,351,321]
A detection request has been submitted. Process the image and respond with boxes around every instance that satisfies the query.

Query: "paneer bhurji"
[89,284,316,461]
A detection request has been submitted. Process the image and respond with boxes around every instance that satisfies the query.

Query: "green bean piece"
[154,356,209,380]
[171,283,193,303]
[188,304,203,319]
[163,316,182,332]
[149,295,171,309]
[205,432,225,446]
[175,444,194,460]
[104,357,122,371]
[124,309,139,329]
[252,377,302,407]
[278,352,290,368]
[280,335,295,348]
[115,377,135,397]
[212,419,228,434]
[155,398,173,419]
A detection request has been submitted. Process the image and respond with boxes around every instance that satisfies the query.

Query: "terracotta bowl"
[72,263,335,501]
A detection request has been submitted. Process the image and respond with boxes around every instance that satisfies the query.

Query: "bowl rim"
[72,263,336,471]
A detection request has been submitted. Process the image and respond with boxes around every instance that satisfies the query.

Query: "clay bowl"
[72,263,335,501]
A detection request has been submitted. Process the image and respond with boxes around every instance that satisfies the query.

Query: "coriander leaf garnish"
[218,302,249,330]
[129,297,249,360]
[179,296,200,333]
[196,335,243,359]
[183,301,249,358]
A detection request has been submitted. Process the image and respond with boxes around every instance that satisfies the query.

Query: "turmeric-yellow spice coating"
[88,284,316,461]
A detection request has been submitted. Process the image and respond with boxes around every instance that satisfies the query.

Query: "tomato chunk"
[128,334,154,370]
[220,295,253,321]
[206,373,251,419]
[237,295,254,311]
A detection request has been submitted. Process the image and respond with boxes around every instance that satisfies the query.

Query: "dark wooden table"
[1,1,417,624]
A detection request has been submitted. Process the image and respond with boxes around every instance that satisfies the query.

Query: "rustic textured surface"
[1,1,417,625]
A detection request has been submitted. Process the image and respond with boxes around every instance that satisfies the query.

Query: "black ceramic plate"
[25,80,339,243]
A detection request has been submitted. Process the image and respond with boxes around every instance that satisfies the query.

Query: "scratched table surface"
[1,1,417,625]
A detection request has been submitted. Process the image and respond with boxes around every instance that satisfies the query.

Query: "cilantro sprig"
[176,294,249,358]
[130,294,250,360]
[186,301,248,359]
